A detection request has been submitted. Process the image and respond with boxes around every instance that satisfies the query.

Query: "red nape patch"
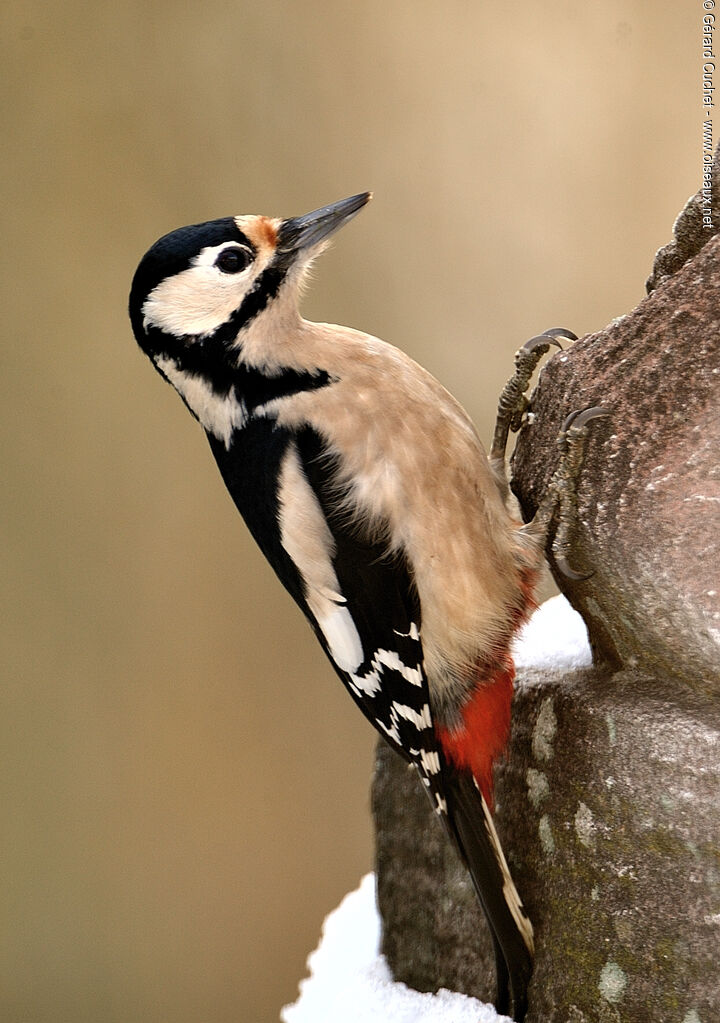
[436,659,515,810]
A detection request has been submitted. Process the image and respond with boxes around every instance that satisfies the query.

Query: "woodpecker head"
[128,192,372,373]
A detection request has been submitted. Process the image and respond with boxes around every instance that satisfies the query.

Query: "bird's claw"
[524,405,610,580]
[560,405,610,435]
[521,326,576,357]
[554,556,594,582]
[490,328,578,501]
[540,326,578,344]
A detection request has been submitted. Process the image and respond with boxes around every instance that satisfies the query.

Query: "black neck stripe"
[235,265,286,332]
[200,264,287,349]
[236,364,332,416]
[137,261,288,390]
[147,318,332,412]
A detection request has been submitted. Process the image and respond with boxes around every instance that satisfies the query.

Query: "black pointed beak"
[276,192,372,263]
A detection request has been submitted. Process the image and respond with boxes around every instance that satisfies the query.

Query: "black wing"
[291,428,447,811]
[208,420,442,801]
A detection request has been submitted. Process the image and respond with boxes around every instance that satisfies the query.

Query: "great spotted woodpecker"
[129,192,605,1021]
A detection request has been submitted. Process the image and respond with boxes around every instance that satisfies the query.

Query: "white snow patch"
[281,874,509,1023]
[512,594,592,670]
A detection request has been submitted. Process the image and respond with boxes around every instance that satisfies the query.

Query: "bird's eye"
[215,247,252,274]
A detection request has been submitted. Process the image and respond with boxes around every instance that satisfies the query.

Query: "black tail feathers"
[442,762,533,1022]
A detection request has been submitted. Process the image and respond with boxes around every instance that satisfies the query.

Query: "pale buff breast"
[265,322,540,690]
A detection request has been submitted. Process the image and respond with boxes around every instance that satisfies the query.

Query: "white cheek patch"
[142,242,259,339]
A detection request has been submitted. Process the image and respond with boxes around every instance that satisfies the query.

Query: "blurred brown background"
[2,3,697,1021]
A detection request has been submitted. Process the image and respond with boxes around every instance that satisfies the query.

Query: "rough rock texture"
[645,147,720,294]
[511,147,720,688]
[374,669,720,1022]
[373,160,720,1021]
[512,230,720,688]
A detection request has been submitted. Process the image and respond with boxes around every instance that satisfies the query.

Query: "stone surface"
[512,233,720,690]
[646,144,720,294]
[373,667,720,1022]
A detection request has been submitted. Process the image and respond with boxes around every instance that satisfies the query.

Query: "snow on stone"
[512,594,592,670]
[281,874,508,1023]
[282,598,590,1022]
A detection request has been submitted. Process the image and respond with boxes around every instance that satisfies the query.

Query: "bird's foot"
[490,328,576,499]
[522,406,610,580]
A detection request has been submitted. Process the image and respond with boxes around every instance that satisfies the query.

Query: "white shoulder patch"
[278,444,364,674]
[317,605,365,674]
